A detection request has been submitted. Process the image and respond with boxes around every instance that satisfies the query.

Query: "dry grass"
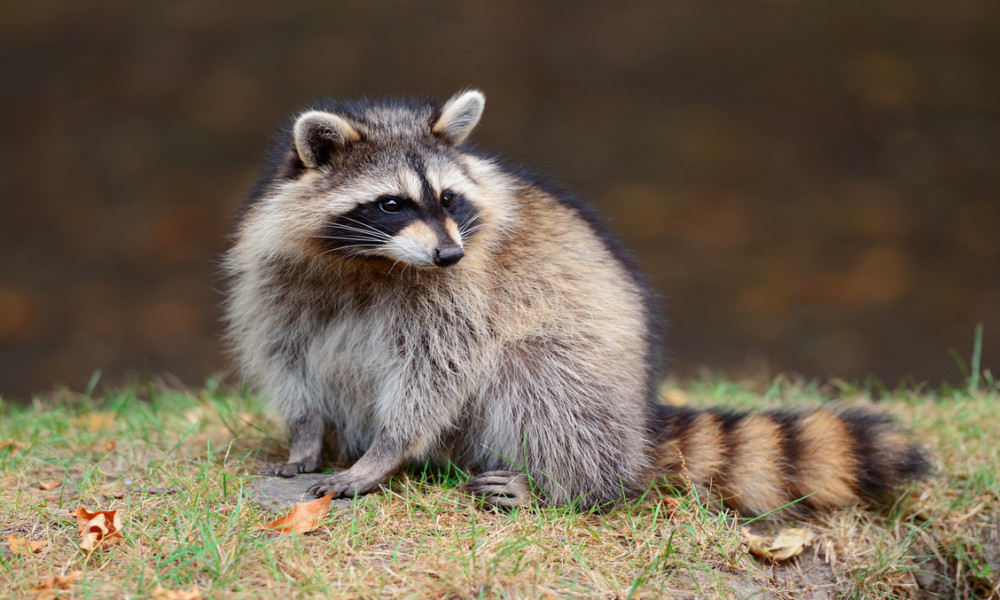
[1,377,998,599]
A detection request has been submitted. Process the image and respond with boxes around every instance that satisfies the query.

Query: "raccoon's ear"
[433,90,485,145]
[293,111,361,168]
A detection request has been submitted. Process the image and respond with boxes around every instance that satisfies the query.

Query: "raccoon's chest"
[301,305,391,398]
[289,304,389,457]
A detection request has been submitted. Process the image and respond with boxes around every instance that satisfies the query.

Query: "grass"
[1,376,998,599]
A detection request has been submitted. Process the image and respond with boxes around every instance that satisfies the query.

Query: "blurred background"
[1,1,997,400]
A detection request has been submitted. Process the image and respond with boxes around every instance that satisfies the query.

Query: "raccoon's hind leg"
[262,416,324,477]
[464,470,532,508]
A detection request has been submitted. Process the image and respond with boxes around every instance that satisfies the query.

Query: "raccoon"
[224,90,928,514]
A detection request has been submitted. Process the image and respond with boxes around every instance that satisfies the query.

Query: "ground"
[1,377,998,598]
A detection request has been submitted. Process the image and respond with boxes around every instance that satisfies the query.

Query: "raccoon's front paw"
[307,470,384,499]
[261,458,320,478]
[464,470,532,508]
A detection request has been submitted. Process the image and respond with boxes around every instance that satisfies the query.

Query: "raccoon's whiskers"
[458,223,484,239]
[321,243,378,257]
[323,225,390,239]
[317,231,389,244]
[314,235,384,244]
[457,217,484,239]
[335,217,393,239]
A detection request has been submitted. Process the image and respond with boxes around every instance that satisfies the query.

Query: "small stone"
[246,473,360,512]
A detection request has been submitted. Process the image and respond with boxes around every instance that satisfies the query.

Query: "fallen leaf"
[74,507,123,551]
[265,491,335,534]
[0,438,26,452]
[660,496,683,516]
[72,411,116,432]
[8,536,48,555]
[742,527,771,558]
[150,585,203,600]
[769,527,814,560]
[101,438,117,452]
[658,387,690,406]
[32,571,82,600]
[39,480,62,491]
[742,526,814,562]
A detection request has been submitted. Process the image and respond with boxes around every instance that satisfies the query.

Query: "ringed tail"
[650,405,930,516]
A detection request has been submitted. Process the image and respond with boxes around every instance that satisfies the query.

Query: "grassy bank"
[1,378,997,598]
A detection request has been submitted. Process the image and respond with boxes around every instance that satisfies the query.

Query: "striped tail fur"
[649,405,930,516]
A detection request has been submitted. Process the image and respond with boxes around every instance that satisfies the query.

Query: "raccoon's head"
[267,89,499,270]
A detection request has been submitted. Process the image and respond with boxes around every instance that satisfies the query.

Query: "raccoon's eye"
[379,197,403,213]
[441,192,455,209]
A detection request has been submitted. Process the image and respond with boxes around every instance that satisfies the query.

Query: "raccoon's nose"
[434,245,464,267]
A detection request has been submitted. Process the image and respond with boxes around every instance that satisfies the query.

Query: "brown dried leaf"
[72,411,115,432]
[150,585,203,600]
[101,437,117,452]
[659,496,683,517]
[74,507,123,551]
[742,526,814,562]
[658,387,690,407]
[8,536,48,555]
[0,438,26,452]
[265,491,335,535]
[768,527,813,561]
[39,480,62,491]
[742,527,771,558]
[32,571,82,600]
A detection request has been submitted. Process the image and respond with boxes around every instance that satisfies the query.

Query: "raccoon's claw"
[307,471,382,499]
[261,459,319,478]
[464,470,532,508]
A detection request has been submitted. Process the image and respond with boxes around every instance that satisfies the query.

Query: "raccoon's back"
[479,179,656,356]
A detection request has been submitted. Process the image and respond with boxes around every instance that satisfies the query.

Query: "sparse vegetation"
[2,376,998,598]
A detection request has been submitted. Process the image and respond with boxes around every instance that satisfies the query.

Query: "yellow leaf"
[8,536,48,555]
[658,387,690,407]
[768,527,813,561]
[742,526,814,562]
[151,585,203,600]
[72,411,115,432]
[0,438,26,452]
[741,527,771,558]
[265,491,335,535]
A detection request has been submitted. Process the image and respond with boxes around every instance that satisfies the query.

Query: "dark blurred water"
[1,1,997,398]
